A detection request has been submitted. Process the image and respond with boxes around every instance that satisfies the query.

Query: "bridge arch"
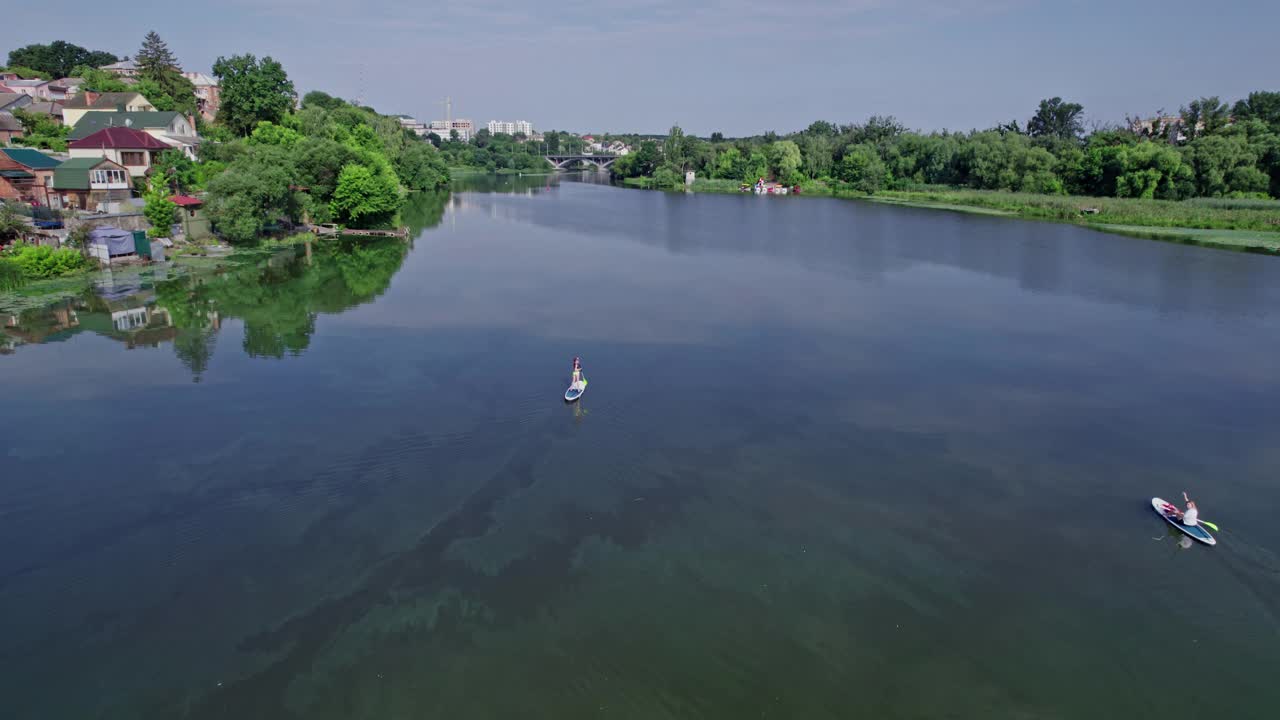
[544,154,618,171]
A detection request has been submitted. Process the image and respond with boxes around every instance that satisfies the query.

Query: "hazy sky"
[4,1,1277,136]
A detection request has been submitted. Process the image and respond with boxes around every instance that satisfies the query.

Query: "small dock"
[311,224,410,239]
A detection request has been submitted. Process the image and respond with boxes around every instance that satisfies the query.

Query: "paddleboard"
[564,377,587,402]
[1151,497,1216,546]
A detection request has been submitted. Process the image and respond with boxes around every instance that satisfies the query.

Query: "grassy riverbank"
[679,179,1280,252]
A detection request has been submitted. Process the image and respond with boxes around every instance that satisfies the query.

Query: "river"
[2,175,1278,719]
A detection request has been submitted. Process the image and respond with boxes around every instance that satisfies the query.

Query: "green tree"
[143,187,179,238]
[0,65,48,79]
[847,116,905,146]
[301,91,346,111]
[1180,96,1230,142]
[205,145,296,242]
[10,109,69,152]
[767,140,803,183]
[394,141,450,192]
[135,31,177,76]
[0,203,26,243]
[248,120,304,148]
[1113,142,1193,199]
[212,54,296,136]
[713,146,745,179]
[132,31,196,114]
[742,150,769,183]
[1027,97,1085,140]
[70,64,131,92]
[1184,133,1269,196]
[152,149,200,193]
[804,120,838,137]
[7,41,118,78]
[836,143,886,193]
[330,164,402,226]
[1231,91,1280,132]
[664,125,687,170]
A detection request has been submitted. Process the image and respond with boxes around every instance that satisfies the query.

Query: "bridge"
[544,154,618,171]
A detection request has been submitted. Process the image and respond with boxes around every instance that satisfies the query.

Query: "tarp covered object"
[88,226,135,257]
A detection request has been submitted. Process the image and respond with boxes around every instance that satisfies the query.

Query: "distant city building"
[1128,115,1198,144]
[398,115,429,136]
[430,118,475,141]
[487,120,533,136]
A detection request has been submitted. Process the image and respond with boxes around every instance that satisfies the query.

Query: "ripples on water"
[2,176,1279,719]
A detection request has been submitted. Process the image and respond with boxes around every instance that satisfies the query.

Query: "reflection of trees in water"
[173,327,218,383]
[155,237,410,374]
[400,190,449,236]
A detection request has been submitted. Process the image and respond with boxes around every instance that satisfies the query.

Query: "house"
[48,78,85,101]
[68,111,199,158]
[181,72,220,122]
[0,112,23,144]
[0,93,34,114]
[51,157,132,211]
[0,84,14,93]
[69,127,175,178]
[100,59,139,78]
[24,102,64,125]
[0,148,62,204]
[61,91,156,127]
[4,79,52,100]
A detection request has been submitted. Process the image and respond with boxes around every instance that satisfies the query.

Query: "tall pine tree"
[132,31,196,116]
[135,31,177,78]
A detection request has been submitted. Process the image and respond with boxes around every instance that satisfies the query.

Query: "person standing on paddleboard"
[571,356,583,385]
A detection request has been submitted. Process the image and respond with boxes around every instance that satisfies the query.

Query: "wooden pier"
[311,223,409,239]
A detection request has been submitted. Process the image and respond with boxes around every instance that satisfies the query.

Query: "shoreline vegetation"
[606,94,1280,253]
[676,178,1280,252]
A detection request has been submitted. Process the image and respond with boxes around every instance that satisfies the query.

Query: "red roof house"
[68,126,174,178]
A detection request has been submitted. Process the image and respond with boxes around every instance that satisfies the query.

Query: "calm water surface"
[2,176,1279,719]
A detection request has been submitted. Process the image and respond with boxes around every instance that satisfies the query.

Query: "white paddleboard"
[564,377,587,402]
[1152,497,1216,546]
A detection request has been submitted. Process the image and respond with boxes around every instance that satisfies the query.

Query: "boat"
[564,377,587,402]
[1151,497,1216,546]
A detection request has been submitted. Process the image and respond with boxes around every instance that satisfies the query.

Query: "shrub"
[6,242,87,279]
[0,257,24,291]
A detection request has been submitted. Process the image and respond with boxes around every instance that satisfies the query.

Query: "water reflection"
[1,192,458,378]
[476,180,1280,320]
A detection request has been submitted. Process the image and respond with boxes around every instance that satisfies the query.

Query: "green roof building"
[0,148,62,170]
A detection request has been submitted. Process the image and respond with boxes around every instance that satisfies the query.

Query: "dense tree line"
[612,93,1280,200]
[433,129,550,172]
[4,40,118,79]
[427,129,587,172]
[193,63,449,241]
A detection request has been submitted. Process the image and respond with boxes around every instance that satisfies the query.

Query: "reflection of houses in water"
[3,287,195,352]
[85,291,178,349]
[3,300,81,344]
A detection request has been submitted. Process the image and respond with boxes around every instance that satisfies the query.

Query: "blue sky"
[4,0,1277,136]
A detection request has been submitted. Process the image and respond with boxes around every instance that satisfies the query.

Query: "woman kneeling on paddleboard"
[1178,491,1199,527]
